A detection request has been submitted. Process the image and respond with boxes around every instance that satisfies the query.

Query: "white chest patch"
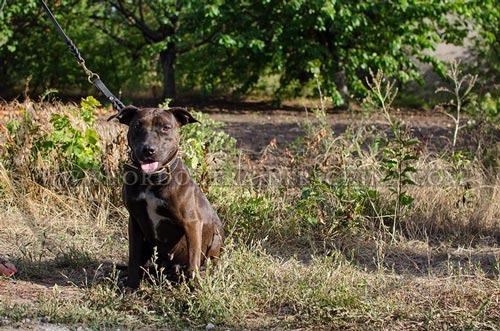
[140,190,168,241]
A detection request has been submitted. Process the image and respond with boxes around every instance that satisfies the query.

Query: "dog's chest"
[138,189,173,241]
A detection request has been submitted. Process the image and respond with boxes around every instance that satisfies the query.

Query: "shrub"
[1,97,102,183]
[178,110,237,192]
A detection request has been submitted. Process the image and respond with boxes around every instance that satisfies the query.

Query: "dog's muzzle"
[124,154,180,185]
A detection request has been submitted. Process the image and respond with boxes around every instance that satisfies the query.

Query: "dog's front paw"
[125,277,141,290]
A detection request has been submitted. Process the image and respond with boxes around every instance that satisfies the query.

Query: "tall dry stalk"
[436,59,478,153]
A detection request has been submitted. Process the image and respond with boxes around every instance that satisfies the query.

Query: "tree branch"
[89,18,142,50]
[139,0,146,26]
[177,30,220,54]
[110,0,162,43]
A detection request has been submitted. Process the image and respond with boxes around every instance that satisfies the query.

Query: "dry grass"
[406,156,500,241]
[0,100,500,330]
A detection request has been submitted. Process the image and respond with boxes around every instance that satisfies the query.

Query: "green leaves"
[2,97,103,183]
[177,110,236,191]
[80,96,100,126]
[0,1,493,102]
[398,192,414,207]
[40,98,102,177]
[218,35,239,48]
[471,0,500,83]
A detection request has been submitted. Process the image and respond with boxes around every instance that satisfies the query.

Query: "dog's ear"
[170,108,199,126]
[108,105,140,125]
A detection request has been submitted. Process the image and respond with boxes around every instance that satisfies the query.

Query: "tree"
[0,0,44,94]
[471,0,500,86]
[195,0,473,105]
[0,0,137,98]
[0,0,488,105]
[91,0,222,100]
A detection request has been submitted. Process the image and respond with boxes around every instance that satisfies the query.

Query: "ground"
[1,99,500,330]
[205,102,454,157]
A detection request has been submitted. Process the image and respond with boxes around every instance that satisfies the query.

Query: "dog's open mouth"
[140,161,160,173]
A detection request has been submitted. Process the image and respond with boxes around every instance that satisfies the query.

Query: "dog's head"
[111,106,198,173]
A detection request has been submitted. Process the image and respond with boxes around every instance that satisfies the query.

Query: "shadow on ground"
[267,235,500,279]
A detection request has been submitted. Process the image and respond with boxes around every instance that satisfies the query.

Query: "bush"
[1,97,102,183]
[178,110,237,192]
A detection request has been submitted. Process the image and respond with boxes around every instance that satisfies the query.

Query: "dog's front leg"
[127,216,145,289]
[184,220,202,278]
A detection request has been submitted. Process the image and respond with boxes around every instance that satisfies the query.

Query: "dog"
[110,106,224,289]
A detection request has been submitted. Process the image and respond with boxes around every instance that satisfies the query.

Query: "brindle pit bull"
[111,106,224,289]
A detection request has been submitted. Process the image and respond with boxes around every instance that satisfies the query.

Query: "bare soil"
[191,99,456,158]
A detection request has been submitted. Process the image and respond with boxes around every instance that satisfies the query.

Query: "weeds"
[179,110,237,192]
[436,60,478,153]
[365,69,420,239]
[2,97,102,184]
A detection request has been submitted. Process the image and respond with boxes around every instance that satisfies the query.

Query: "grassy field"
[1,72,500,330]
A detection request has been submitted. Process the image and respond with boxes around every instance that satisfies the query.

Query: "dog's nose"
[142,145,156,156]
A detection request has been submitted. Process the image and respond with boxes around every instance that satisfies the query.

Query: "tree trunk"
[160,43,176,99]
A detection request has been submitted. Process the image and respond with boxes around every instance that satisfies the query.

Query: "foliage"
[461,89,500,169]
[0,0,39,51]
[1,1,496,104]
[43,97,101,175]
[0,0,146,98]
[295,175,379,236]
[176,108,237,192]
[471,0,500,85]
[218,188,277,241]
[192,0,473,103]
[1,97,102,180]
[280,99,383,238]
[477,92,500,121]
[364,70,419,237]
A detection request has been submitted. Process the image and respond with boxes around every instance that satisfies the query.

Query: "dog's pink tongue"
[141,162,159,173]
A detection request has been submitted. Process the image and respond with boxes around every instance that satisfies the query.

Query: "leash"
[38,0,125,111]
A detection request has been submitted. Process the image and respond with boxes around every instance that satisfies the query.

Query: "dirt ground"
[188,99,456,158]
